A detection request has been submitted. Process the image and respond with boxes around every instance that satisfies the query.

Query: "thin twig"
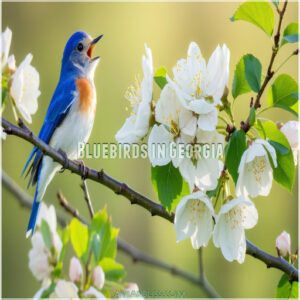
[1,117,298,281]
[81,179,94,218]
[241,0,288,132]
[198,248,204,281]
[2,170,219,297]
[57,191,86,224]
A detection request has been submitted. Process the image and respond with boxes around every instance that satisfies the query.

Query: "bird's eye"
[77,43,84,52]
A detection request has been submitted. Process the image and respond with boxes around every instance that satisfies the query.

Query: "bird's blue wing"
[22,78,77,186]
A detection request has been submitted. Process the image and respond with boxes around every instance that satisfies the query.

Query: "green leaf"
[281,23,298,46]
[90,208,108,232]
[244,54,262,92]
[105,227,119,259]
[40,220,52,250]
[91,221,111,262]
[232,56,252,99]
[99,258,126,282]
[151,162,184,211]
[70,218,88,258]
[171,180,190,212]
[256,120,295,191]
[154,66,168,89]
[225,130,247,184]
[90,209,119,262]
[269,140,289,155]
[231,1,274,36]
[276,274,298,298]
[267,74,298,116]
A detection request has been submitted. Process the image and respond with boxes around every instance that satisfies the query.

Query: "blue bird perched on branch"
[22,31,103,237]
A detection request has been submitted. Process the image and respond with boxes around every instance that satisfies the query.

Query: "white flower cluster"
[29,204,62,282]
[1,27,40,124]
[29,203,105,299]
[115,42,299,263]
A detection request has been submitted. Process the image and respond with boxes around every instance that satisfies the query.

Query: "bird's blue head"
[61,31,103,78]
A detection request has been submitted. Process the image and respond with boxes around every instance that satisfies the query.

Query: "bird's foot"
[58,148,69,172]
[75,159,88,179]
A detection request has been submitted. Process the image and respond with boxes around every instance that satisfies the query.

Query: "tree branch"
[2,118,172,222]
[2,170,220,298]
[2,117,298,281]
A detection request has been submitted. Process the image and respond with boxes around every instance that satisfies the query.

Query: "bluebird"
[23,31,103,237]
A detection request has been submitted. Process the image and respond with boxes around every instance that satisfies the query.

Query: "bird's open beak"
[87,34,103,61]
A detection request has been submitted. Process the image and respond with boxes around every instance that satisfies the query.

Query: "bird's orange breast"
[76,78,95,114]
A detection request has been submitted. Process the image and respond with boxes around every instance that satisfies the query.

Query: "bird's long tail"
[26,187,40,238]
[25,157,61,238]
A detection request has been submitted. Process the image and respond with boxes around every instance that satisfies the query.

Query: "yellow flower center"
[247,156,267,184]
[188,199,207,224]
[225,205,247,230]
[125,76,141,115]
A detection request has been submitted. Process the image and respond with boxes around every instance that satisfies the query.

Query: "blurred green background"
[2,2,298,298]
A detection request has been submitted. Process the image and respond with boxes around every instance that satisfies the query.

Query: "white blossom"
[29,204,62,281]
[36,203,62,251]
[148,83,197,167]
[276,231,291,257]
[28,232,54,281]
[167,42,230,131]
[280,120,299,165]
[36,203,58,233]
[92,266,105,290]
[148,123,193,168]
[115,44,153,143]
[50,280,78,298]
[84,286,106,299]
[175,191,215,249]
[236,139,277,198]
[1,27,12,71]
[69,257,83,283]
[213,196,258,263]
[10,53,40,123]
[178,130,224,191]
[155,83,197,137]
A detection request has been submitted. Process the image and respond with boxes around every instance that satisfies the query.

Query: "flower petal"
[155,83,183,127]
[148,124,172,167]
[1,27,12,69]
[205,44,230,104]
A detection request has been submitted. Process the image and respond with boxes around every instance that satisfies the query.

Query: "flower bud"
[125,282,139,292]
[276,231,291,257]
[69,257,83,283]
[280,121,299,165]
[92,266,105,289]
